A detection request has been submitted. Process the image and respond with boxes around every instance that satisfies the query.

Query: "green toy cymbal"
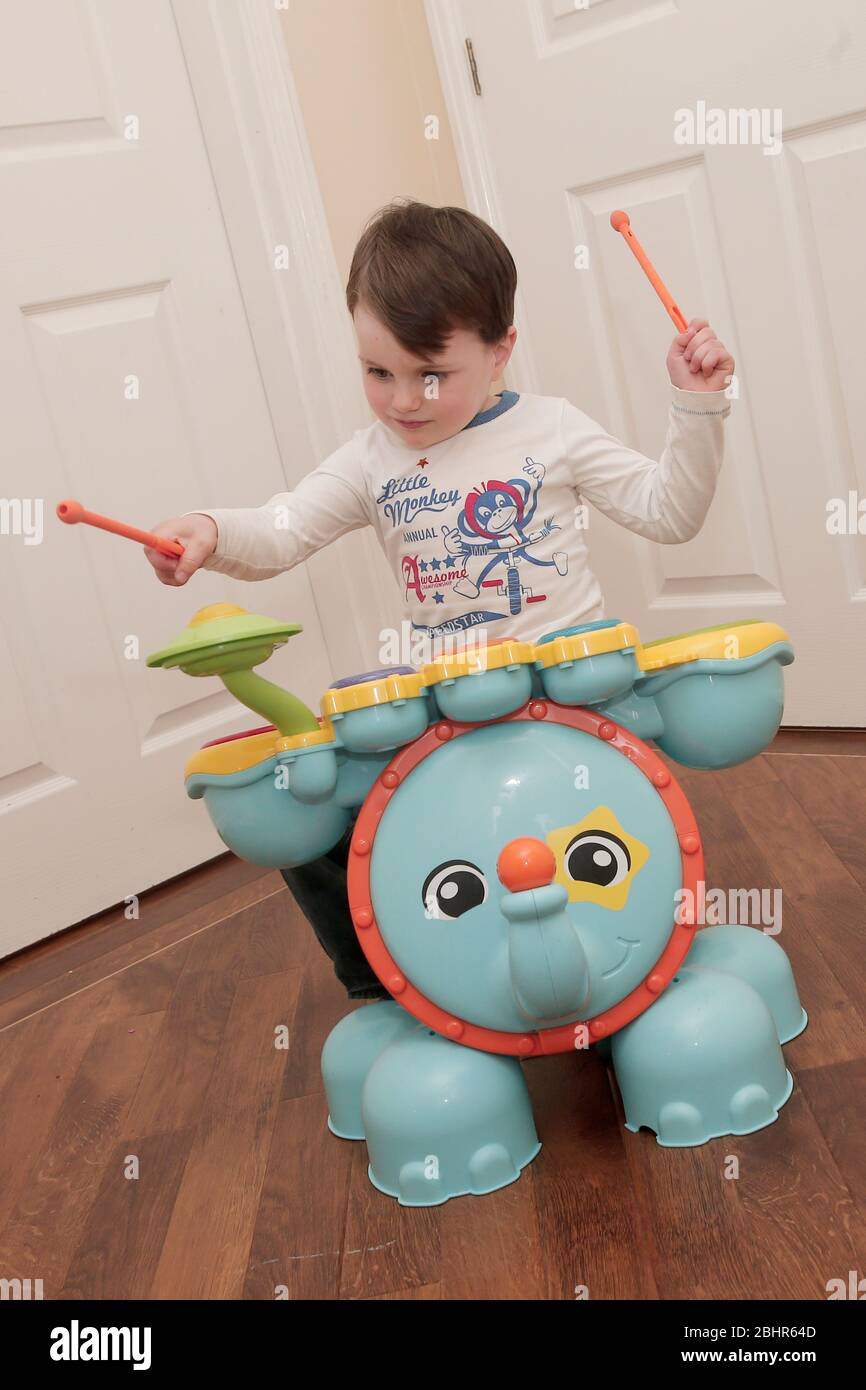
[146,604,319,737]
[146,603,301,677]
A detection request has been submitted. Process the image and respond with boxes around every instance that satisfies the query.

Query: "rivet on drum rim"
[353,837,370,856]
[381,770,400,789]
[589,1019,607,1038]
[435,723,453,741]
[388,973,406,994]
[653,768,671,788]
[597,721,616,741]
[529,701,548,720]
[517,1035,536,1055]
[445,1019,464,1039]
[679,833,701,854]
[646,973,666,994]
[354,908,373,928]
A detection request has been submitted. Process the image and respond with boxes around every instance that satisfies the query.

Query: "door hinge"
[465,38,482,96]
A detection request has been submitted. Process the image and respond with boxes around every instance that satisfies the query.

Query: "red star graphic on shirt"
[416,455,429,468]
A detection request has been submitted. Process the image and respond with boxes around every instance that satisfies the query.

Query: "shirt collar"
[462,389,520,429]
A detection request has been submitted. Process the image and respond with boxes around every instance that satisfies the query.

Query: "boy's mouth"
[394,419,430,429]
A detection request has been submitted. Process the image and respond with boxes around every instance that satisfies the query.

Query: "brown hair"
[346,198,517,359]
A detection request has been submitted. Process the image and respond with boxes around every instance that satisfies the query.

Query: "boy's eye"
[365,368,448,381]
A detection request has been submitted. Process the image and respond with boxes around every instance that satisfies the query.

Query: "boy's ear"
[492,326,517,373]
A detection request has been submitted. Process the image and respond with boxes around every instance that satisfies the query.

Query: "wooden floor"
[1,729,864,1301]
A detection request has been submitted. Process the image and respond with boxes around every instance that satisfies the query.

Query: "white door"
[428,0,866,724]
[0,0,393,955]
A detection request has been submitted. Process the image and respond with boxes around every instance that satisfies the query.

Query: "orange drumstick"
[56,499,185,558]
[610,210,688,333]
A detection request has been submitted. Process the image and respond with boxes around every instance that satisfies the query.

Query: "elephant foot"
[611,965,795,1147]
[651,1073,794,1146]
[687,924,807,1044]
[321,1000,421,1139]
[361,1028,540,1206]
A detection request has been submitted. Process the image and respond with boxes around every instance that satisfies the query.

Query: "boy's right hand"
[144,513,218,586]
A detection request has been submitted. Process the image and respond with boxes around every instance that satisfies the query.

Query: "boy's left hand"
[667,318,734,392]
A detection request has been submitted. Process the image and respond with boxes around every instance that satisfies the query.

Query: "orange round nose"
[497,837,556,892]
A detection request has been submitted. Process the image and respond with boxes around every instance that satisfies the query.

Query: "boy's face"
[353,302,516,448]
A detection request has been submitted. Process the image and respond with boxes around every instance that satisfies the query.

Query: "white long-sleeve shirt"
[187,383,730,645]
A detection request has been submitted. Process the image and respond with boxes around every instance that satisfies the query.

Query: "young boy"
[145,199,734,1002]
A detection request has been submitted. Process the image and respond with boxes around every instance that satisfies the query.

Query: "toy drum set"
[145,606,805,1206]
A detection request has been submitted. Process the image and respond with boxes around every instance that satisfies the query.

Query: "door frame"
[423,0,541,394]
[170,0,398,671]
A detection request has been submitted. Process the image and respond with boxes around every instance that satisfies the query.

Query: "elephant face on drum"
[367,720,683,1034]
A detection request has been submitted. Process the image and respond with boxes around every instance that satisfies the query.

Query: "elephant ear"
[635,641,794,771]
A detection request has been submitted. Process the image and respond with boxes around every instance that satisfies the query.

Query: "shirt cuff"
[669,382,732,417]
[181,509,226,570]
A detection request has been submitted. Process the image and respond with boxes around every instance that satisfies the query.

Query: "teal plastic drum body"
[421,638,541,723]
[538,648,639,706]
[173,614,806,1205]
[322,666,435,754]
[186,740,392,867]
[535,621,640,706]
[428,663,534,722]
[187,743,349,867]
[635,642,793,769]
[328,693,432,753]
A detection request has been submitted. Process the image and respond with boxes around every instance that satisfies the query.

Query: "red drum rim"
[347,700,703,1056]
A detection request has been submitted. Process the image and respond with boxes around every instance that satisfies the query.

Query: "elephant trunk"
[501,883,590,1022]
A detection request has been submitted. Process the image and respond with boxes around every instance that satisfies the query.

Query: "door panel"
[0,0,353,951]
[434,0,866,721]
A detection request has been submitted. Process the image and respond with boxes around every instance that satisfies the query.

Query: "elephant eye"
[564,831,630,888]
[422,860,488,920]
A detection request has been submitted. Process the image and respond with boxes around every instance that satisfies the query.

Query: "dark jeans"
[280,821,390,1001]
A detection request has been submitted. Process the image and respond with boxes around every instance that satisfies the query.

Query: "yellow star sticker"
[546,806,649,911]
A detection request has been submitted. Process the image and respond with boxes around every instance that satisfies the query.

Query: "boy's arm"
[560,383,730,544]
[182,437,371,580]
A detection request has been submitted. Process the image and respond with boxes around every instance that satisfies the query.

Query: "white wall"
[278,0,508,395]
